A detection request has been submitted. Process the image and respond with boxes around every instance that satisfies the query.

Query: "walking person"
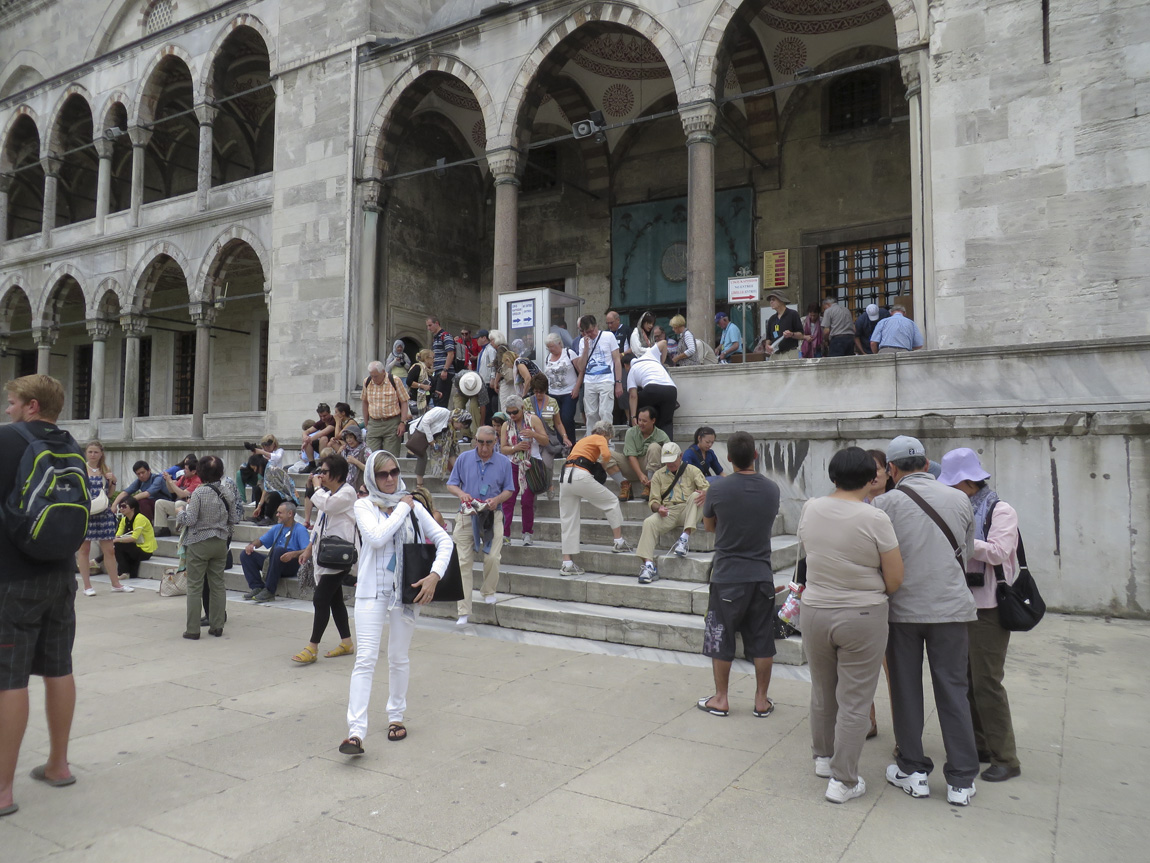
[293,454,357,663]
[76,440,132,595]
[543,333,579,439]
[798,447,904,804]
[176,455,240,639]
[571,314,623,430]
[340,451,454,755]
[697,432,779,719]
[361,360,411,455]
[937,447,1024,783]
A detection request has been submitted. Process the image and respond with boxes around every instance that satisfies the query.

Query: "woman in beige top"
[797,447,903,805]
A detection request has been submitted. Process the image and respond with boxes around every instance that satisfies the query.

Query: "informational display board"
[727,276,761,304]
[762,249,789,290]
[509,299,535,330]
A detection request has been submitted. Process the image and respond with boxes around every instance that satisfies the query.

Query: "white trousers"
[559,466,623,555]
[583,378,615,429]
[347,596,419,739]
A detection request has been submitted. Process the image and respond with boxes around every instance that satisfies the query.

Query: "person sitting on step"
[636,442,709,584]
[240,502,310,603]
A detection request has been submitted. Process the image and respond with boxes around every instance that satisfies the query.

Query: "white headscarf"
[363,450,417,606]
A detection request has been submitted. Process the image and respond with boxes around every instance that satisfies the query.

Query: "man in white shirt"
[627,352,677,436]
[572,314,623,431]
[475,329,497,424]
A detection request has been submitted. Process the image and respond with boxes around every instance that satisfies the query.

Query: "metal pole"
[741,303,748,364]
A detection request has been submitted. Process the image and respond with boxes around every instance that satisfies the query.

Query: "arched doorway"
[200,235,269,411]
[207,25,275,185]
[2,114,44,239]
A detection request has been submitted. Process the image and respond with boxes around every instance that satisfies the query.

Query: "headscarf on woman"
[363,450,418,607]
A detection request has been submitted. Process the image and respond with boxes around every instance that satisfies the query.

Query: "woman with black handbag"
[340,450,453,755]
[937,447,1023,783]
[292,454,357,664]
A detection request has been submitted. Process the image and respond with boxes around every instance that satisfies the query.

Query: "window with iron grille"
[119,337,151,417]
[143,0,174,34]
[74,344,92,420]
[172,330,196,415]
[820,237,911,318]
[827,70,883,134]
[258,320,269,411]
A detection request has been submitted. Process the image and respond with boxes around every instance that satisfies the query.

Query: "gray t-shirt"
[821,303,854,338]
[703,472,779,583]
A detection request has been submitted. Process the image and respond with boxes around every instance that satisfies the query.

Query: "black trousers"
[114,543,152,578]
[636,384,677,436]
[310,572,351,644]
[827,334,855,357]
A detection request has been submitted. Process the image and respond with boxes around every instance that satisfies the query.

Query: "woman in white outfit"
[340,450,453,756]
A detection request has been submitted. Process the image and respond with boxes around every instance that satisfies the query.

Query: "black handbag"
[525,457,550,495]
[401,512,464,604]
[990,509,1045,631]
[315,513,358,570]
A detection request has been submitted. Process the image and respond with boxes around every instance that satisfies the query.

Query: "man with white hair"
[361,360,411,455]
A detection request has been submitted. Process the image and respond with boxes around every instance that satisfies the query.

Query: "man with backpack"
[0,375,88,816]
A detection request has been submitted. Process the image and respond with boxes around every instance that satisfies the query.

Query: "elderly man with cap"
[636,442,709,584]
[361,360,411,455]
[763,292,803,356]
[854,303,890,355]
[715,311,742,363]
[937,447,1024,783]
[452,371,484,438]
[872,435,980,806]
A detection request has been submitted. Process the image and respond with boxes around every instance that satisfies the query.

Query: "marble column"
[86,319,112,438]
[358,179,384,379]
[40,156,61,246]
[94,137,113,234]
[0,172,11,242]
[32,325,57,375]
[489,148,521,298]
[195,104,217,212]
[681,101,718,338]
[901,52,934,346]
[120,314,147,440]
[189,302,215,439]
[128,126,151,228]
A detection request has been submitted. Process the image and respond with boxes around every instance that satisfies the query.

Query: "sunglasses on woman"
[375,467,402,479]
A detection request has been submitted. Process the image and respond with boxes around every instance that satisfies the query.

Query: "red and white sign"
[727,276,760,304]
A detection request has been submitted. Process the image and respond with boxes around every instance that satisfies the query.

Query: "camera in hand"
[243,441,256,451]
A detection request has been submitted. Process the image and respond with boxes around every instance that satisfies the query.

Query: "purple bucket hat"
[936,447,991,486]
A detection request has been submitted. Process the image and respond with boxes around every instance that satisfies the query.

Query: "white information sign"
[509,299,535,329]
[727,276,761,304]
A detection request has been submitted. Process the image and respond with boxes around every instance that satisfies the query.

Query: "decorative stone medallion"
[602,83,635,117]
[661,241,689,282]
[772,37,808,74]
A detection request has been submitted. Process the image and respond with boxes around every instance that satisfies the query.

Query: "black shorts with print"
[0,576,77,689]
[702,581,777,662]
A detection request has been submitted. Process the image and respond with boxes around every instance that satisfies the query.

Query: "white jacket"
[353,499,454,601]
[311,483,358,576]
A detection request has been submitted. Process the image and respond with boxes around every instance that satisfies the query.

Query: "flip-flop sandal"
[339,736,364,755]
[752,699,775,718]
[30,765,76,787]
[697,697,729,717]
[0,803,17,816]
[387,723,407,742]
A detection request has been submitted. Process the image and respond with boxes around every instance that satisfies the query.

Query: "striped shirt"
[675,330,698,364]
[432,329,457,376]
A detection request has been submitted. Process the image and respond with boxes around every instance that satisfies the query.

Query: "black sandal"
[387,723,407,742]
[339,736,364,755]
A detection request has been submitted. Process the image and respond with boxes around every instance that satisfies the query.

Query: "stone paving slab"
[1,581,1146,862]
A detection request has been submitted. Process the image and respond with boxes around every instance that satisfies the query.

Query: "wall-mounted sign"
[762,249,789,290]
[509,299,535,329]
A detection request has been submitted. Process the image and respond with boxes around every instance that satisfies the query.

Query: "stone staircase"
[135,455,806,664]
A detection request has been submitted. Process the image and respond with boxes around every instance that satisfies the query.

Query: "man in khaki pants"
[636,442,708,584]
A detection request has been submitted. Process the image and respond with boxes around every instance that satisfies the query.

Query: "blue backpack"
[4,423,90,561]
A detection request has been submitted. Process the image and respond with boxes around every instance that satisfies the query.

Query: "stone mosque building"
[0,0,1146,615]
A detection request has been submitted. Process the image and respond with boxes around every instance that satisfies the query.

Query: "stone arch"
[127,240,192,311]
[89,277,125,320]
[192,225,270,303]
[0,50,49,99]
[545,76,611,197]
[96,91,132,137]
[0,105,42,168]
[131,43,200,128]
[694,0,924,91]
[44,84,95,155]
[364,55,497,181]
[496,3,694,149]
[0,278,33,331]
[200,13,278,101]
[39,265,88,329]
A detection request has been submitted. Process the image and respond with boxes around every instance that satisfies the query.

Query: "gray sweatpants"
[886,621,980,789]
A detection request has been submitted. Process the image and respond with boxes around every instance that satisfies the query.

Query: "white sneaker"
[455,615,469,626]
[484,594,497,604]
[638,562,658,584]
[946,783,976,806]
[825,777,866,804]
[521,533,533,547]
[886,764,930,798]
[671,536,689,557]
[559,562,584,576]
[814,756,831,778]
[612,538,633,554]
[111,585,134,593]
[82,587,97,596]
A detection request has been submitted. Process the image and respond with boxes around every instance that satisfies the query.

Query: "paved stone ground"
[2,580,1147,862]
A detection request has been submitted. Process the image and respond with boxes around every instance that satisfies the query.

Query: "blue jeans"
[555,392,577,439]
[240,549,299,595]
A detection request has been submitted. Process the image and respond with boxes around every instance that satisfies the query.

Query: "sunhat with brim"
[936,447,990,486]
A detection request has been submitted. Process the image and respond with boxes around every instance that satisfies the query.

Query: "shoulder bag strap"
[897,486,965,570]
[984,501,1006,585]
[660,462,689,502]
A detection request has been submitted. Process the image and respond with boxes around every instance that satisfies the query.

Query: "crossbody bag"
[896,485,965,575]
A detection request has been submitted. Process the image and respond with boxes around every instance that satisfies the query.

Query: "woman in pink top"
[938,448,1022,783]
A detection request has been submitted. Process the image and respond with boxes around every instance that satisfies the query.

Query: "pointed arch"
[193,224,270,303]
[127,240,191,311]
[200,13,278,101]
[0,278,32,331]
[132,44,200,128]
[0,105,42,168]
[89,277,125,320]
[38,262,89,321]
[497,4,694,149]
[96,91,132,137]
[364,55,497,181]
[44,85,95,154]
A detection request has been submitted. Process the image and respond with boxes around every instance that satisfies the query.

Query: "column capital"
[87,319,114,341]
[487,147,521,185]
[93,137,114,159]
[680,101,718,144]
[362,178,386,213]
[900,53,922,97]
[128,126,152,148]
[32,324,58,347]
[120,314,148,337]
[194,103,218,126]
[40,155,63,178]
[188,302,217,326]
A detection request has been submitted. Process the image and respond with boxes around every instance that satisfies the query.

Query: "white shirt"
[265,447,284,469]
[477,344,496,385]
[628,355,675,390]
[311,483,358,576]
[629,328,656,359]
[580,332,617,379]
[544,347,579,396]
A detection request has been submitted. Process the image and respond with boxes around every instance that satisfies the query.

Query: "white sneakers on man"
[611,537,633,553]
[671,534,689,557]
[814,756,831,778]
[825,777,866,804]
[638,562,658,584]
[885,764,930,797]
[946,783,977,806]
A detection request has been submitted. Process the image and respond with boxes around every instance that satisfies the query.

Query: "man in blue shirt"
[446,426,516,624]
[869,304,925,353]
[240,502,311,602]
[113,459,173,523]
[716,312,742,362]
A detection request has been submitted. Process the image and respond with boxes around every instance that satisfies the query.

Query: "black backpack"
[3,423,90,561]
